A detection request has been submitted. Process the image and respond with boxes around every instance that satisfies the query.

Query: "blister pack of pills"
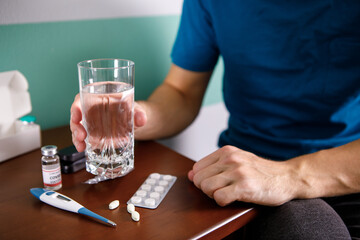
[127,173,177,209]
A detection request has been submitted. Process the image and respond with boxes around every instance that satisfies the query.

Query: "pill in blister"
[136,190,147,197]
[163,175,173,181]
[127,173,177,209]
[109,200,119,210]
[131,196,142,204]
[146,179,156,185]
[150,173,161,179]
[127,203,135,213]
[145,198,156,207]
[159,180,168,187]
[132,211,140,221]
[141,184,152,191]
[150,192,160,199]
[154,186,164,193]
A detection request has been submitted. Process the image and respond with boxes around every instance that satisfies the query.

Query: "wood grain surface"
[0,125,257,240]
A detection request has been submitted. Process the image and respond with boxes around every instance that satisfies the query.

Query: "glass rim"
[77,58,135,70]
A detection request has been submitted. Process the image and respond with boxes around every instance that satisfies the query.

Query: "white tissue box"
[0,120,41,162]
[0,71,41,162]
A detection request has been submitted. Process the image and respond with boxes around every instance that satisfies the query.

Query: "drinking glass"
[78,59,134,179]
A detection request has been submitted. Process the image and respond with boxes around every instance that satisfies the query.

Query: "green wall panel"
[0,16,223,130]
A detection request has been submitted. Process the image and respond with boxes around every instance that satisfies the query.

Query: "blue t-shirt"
[171,0,360,160]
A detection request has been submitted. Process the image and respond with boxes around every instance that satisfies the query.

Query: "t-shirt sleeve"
[171,0,220,72]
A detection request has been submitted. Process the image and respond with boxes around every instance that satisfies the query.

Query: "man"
[71,0,360,238]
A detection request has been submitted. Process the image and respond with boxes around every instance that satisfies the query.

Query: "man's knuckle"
[192,174,201,187]
[220,145,236,154]
[221,154,237,165]
[200,179,212,192]
[214,190,228,206]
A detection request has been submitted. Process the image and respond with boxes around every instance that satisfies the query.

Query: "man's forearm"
[289,139,360,199]
[134,83,199,140]
[134,64,212,140]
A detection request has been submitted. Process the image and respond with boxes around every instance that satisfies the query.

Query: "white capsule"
[127,203,135,213]
[132,211,140,222]
[108,200,119,210]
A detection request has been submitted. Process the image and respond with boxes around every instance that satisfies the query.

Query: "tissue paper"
[0,71,40,162]
[0,71,31,137]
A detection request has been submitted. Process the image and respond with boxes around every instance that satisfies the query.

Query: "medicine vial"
[41,145,62,190]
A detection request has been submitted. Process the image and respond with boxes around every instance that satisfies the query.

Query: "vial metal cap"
[41,145,58,156]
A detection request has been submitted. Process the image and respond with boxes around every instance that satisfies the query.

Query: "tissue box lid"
[0,70,31,124]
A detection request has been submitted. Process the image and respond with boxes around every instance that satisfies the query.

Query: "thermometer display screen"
[56,194,71,202]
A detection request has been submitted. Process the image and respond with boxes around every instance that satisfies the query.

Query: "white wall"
[0,0,183,25]
[158,102,229,161]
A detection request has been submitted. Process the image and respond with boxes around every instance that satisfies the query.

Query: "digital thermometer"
[30,188,116,227]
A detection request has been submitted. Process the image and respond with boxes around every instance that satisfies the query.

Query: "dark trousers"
[242,193,360,240]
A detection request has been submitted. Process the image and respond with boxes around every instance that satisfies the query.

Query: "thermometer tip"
[108,220,117,227]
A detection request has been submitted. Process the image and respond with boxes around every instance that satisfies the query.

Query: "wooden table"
[0,126,257,240]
